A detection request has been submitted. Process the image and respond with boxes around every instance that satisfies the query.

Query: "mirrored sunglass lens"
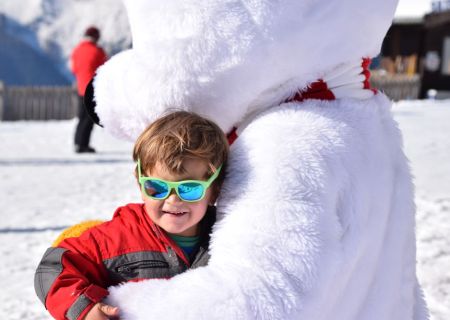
[144,180,169,199]
[178,182,204,201]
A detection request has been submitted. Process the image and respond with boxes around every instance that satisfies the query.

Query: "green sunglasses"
[137,159,222,202]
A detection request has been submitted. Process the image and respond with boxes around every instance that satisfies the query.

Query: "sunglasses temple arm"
[206,165,222,186]
[137,158,142,179]
[214,166,222,180]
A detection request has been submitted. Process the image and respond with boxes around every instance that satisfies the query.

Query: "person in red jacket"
[34,111,228,320]
[71,26,107,153]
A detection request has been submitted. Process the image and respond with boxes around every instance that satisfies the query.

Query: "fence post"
[71,84,79,119]
[0,81,4,121]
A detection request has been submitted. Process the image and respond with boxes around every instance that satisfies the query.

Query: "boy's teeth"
[164,211,186,215]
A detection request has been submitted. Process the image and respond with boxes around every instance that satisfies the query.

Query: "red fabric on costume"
[289,79,336,102]
[226,58,375,145]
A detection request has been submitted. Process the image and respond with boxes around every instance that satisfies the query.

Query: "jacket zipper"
[117,260,169,273]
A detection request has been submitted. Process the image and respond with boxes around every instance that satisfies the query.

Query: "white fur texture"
[96,0,428,318]
[107,95,428,319]
[94,0,398,140]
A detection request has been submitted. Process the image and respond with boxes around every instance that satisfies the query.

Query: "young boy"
[34,111,228,320]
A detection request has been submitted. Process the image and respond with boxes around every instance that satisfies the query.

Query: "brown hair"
[133,111,229,188]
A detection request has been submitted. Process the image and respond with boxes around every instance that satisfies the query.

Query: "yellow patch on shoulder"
[52,220,104,247]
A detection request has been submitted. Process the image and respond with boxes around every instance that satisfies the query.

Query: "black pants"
[74,96,94,148]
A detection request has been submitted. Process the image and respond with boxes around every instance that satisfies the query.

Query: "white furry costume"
[93,0,428,319]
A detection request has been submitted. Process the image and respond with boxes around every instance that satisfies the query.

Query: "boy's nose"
[166,190,182,203]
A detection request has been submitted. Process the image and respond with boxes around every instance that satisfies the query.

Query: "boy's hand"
[84,302,120,320]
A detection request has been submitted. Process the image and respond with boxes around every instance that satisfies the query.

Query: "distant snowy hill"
[0,0,131,85]
[0,15,69,85]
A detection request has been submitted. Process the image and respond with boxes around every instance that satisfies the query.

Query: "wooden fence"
[0,75,422,121]
[0,82,79,121]
[370,72,421,101]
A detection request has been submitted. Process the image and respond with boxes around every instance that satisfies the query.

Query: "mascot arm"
[106,102,384,319]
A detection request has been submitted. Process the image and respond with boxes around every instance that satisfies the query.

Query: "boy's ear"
[84,78,103,127]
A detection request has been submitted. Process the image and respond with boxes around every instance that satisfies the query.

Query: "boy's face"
[141,160,216,237]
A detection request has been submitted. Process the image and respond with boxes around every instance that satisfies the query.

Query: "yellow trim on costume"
[52,220,104,247]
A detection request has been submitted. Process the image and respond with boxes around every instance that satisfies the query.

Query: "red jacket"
[34,203,214,320]
[71,40,107,96]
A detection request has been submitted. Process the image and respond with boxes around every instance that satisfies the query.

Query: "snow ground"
[0,100,449,320]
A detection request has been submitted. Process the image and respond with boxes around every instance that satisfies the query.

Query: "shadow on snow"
[0,158,130,166]
[0,226,68,234]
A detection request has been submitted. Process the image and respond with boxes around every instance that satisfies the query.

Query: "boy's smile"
[141,160,215,237]
[162,211,188,216]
